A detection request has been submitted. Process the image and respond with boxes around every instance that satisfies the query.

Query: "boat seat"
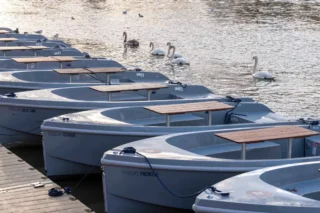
[170,92,208,100]
[130,114,205,126]
[108,92,146,101]
[190,141,281,160]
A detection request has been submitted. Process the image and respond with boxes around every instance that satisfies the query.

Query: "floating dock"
[0,145,94,213]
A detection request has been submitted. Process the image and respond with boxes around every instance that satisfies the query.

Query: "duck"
[71,17,75,20]
[52,34,59,39]
[123,32,139,48]
[13,28,19,34]
[252,56,275,80]
[139,13,143,18]
[149,42,165,56]
[169,45,189,65]
[167,42,183,58]
[34,30,43,35]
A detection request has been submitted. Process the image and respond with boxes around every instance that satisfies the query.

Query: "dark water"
[3,0,320,212]
[9,146,105,213]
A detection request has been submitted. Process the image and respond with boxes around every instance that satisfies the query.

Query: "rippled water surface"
[2,0,320,117]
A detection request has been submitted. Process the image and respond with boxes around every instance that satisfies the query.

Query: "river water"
[2,0,320,212]
[2,0,320,117]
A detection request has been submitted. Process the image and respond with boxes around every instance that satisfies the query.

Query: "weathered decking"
[0,145,94,213]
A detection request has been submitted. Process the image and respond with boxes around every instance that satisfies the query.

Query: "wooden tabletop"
[12,56,77,63]
[0,46,48,51]
[54,67,126,74]
[0,38,18,42]
[215,126,319,144]
[91,83,168,93]
[145,101,234,115]
[0,30,9,34]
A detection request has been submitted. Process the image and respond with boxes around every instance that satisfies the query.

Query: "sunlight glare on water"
[1,0,320,117]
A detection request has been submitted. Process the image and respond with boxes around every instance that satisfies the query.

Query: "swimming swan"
[123,32,139,48]
[252,56,274,80]
[169,45,189,65]
[167,42,183,58]
[150,42,165,56]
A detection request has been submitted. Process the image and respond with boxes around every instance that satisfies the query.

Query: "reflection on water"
[1,0,320,118]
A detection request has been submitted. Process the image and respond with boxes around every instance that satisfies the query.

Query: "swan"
[252,56,275,80]
[150,42,165,56]
[123,32,139,48]
[169,45,189,65]
[167,42,183,58]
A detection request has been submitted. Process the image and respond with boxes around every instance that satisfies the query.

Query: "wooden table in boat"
[0,38,18,46]
[91,83,168,101]
[0,46,48,56]
[12,56,77,69]
[0,30,9,34]
[145,101,234,127]
[54,67,126,83]
[215,126,319,160]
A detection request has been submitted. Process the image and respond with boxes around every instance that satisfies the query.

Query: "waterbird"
[167,42,183,58]
[71,17,75,20]
[13,28,19,33]
[150,42,165,56]
[52,34,59,39]
[252,56,275,80]
[123,10,127,14]
[123,32,139,48]
[34,30,43,34]
[139,13,144,18]
[168,45,189,65]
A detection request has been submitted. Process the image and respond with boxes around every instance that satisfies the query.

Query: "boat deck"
[0,145,94,213]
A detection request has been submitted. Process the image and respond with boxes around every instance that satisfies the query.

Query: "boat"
[0,46,84,57]
[2,83,222,147]
[0,56,121,71]
[0,68,169,93]
[194,159,320,213]
[0,39,71,47]
[43,98,290,178]
[100,124,320,213]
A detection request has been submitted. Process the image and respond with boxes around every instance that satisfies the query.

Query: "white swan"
[252,56,274,80]
[167,42,183,58]
[150,42,165,56]
[169,45,189,65]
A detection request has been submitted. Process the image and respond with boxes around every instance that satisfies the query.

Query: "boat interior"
[50,84,216,102]
[160,122,320,161]
[260,162,320,201]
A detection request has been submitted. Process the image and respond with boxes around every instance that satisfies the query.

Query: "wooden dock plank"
[0,146,94,213]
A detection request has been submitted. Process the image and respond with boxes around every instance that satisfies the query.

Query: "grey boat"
[194,160,320,213]
[0,69,169,93]
[100,122,320,213]
[0,57,119,71]
[43,99,294,178]
[0,46,84,57]
[0,83,217,146]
